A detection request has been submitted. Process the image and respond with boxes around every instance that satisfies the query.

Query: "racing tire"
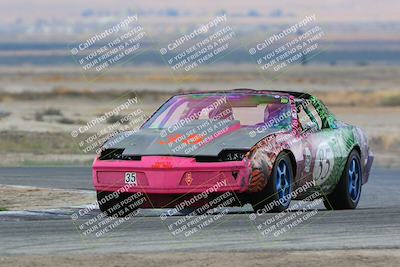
[251,152,294,213]
[97,191,140,217]
[323,150,362,210]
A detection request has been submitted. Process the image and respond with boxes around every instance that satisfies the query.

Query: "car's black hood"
[103,120,284,157]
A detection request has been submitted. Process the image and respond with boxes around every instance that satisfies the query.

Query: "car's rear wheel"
[323,149,362,210]
[251,152,294,213]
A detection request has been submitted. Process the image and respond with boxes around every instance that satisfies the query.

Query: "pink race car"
[93,89,373,216]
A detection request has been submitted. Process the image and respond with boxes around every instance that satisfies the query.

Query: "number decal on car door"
[313,142,334,185]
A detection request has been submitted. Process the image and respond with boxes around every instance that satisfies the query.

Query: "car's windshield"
[142,93,292,130]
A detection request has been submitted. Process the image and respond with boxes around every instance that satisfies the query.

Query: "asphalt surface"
[0,167,92,190]
[0,167,399,255]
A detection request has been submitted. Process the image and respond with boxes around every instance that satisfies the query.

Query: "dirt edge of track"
[1,249,400,267]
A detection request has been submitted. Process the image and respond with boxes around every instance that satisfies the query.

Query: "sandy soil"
[0,185,94,210]
[1,65,400,93]
[0,250,399,267]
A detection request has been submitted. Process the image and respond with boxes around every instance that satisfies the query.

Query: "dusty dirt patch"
[0,185,94,210]
[0,249,399,267]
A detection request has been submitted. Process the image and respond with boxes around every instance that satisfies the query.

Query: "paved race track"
[0,167,399,255]
[0,166,92,190]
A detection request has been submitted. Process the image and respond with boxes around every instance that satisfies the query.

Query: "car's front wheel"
[323,149,362,210]
[250,152,294,213]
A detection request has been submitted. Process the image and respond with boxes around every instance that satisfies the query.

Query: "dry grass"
[0,87,173,103]
[315,89,400,107]
[0,131,83,154]
[1,86,399,107]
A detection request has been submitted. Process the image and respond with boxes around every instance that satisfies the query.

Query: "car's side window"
[310,96,336,129]
[306,103,323,129]
[296,100,319,132]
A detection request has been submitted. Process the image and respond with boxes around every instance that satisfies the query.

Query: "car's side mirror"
[304,121,318,131]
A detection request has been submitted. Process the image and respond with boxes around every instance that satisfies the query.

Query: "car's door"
[309,98,351,186]
[296,98,344,191]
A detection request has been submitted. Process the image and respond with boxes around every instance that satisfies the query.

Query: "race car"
[93,89,373,216]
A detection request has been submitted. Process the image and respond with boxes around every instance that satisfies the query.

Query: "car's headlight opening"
[195,150,248,162]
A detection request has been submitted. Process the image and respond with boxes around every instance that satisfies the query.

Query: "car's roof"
[175,88,312,99]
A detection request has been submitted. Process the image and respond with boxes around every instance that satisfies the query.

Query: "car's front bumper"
[92,156,252,194]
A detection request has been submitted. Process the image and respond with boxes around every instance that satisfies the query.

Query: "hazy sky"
[1,0,399,23]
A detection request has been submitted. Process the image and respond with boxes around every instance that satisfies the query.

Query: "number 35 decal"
[313,142,335,185]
